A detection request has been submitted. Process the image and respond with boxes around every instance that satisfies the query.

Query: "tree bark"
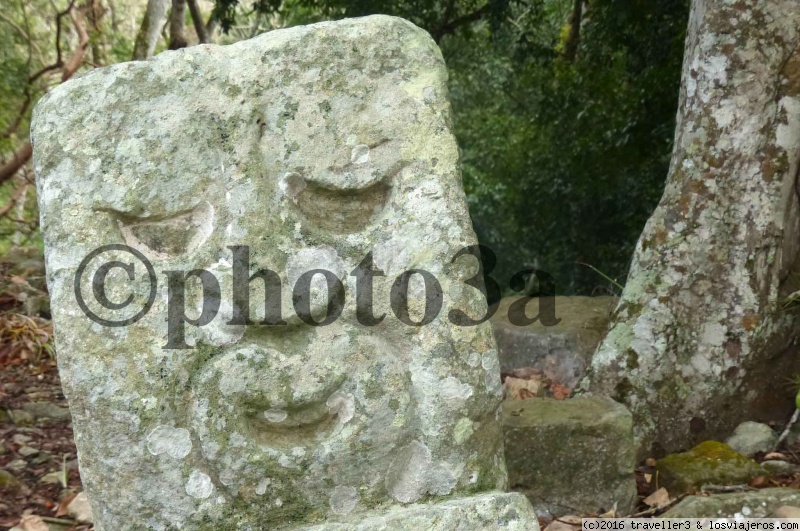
[582,0,800,456]
[186,0,209,44]
[168,0,188,50]
[132,0,169,60]
[562,0,583,62]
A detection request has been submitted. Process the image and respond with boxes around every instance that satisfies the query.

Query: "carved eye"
[111,202,214,259]
[283,173,391,234]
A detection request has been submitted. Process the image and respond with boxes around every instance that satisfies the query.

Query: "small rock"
[0,468,22,491]
[18,446,39,457]
[761,460,800,476]
[726,421,777,456]
[67,492,93,524]
[773,506,800,518]
[661,488,800,517]
[6,459,26,471]
[656,441,765,495]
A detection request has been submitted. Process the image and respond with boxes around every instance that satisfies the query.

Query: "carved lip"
[233,378,347,448]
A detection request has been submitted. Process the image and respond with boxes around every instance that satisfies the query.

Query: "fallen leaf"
[645,458,657,467]
[599,503,617,518]
[56,492,78,517]
[504,376,542,400]
[748,475,769,488]
[773,506,800,518]
[15,515,48,531]
[644,487,670,508]
[67,491,93,524]
[547,521,579,531]
[644,473,652,483]
[558,515,583,525]
[765,452,787,461]
[551,383,571,400]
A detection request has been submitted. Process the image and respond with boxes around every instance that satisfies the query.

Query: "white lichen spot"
[256,478,271,495]
[453,417,474,444]
[351,144,370,164]
[468,471,478,484]
[186,470,213,499]
[439,377,473,400]
[146,425,192,459]
[264,409,288,423]
[385,440,432,503]
[329,485,359,514]
[427,463,457,496]
[326,391,355,424]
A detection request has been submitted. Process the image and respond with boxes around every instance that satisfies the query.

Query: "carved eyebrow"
[100,202,214,259]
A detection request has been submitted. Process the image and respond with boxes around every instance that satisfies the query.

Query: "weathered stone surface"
[300,492,536,530]
[726,422,777,456]
[33,15,537,531]
[502,396,636,516]
[656,441,765,495]
[661,488,800,518]
[491,296,615,389]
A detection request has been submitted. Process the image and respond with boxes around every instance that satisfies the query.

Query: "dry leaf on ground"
[643,487,670,508]
[504,376,542,400]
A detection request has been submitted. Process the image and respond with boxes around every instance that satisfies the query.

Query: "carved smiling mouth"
[239,398,341,448]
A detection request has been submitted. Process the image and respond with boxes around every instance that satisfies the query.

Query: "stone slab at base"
[299,492,539,530]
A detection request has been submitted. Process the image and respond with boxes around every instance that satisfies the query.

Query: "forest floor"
[2,320,800,530]
[0,351,90,531]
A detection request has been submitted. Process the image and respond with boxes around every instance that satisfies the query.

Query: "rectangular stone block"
[503,396,637,516]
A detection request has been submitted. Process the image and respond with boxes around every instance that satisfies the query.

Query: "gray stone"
[502,396,636,516]
[21,401,72,422]
[661,488,800,517]
[656,441,765,495]
[491,296,615,389]
[300,492,536,530]
[32,15,537,531]
[761,460,800,476]
[726,422,777,456]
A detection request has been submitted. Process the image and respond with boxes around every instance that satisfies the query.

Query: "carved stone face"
[33,16,506,529]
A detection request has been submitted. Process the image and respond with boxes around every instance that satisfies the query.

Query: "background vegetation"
[0,0,690,295]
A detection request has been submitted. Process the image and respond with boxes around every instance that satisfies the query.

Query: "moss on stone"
[656,441,767,494]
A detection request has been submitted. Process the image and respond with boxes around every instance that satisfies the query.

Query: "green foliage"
[449,0,689,294]
[0,0,689,298]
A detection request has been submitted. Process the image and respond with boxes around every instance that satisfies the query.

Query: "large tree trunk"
[132,0,169,60]
[583,0,800,456]
[168,0,188,50]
